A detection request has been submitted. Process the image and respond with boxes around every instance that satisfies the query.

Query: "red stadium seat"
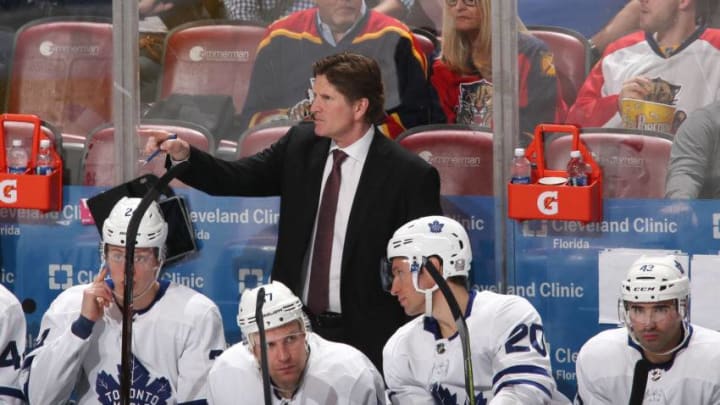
[236,120,297,158]
[397,124,494,196]
[527,25,591,108]
[2,119,60,148]
[6,17,113,139]
[545,128,673,198]
[82,119,213,187]
[411,30,437,62]
[158,20,266,114]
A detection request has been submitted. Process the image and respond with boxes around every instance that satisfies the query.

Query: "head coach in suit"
[148,52,442,369]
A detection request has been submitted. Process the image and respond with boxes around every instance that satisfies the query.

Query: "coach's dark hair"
[312,52,386,125]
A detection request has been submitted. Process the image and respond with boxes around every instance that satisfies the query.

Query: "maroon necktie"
[308,149,348,315]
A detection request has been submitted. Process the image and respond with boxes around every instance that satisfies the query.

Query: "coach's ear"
[353,97,369,121]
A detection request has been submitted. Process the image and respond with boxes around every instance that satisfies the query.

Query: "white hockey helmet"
[620,254,690,355]
[237,281,306,343]
[103,197,168,249]
[386,215,472,280]
[620,255,689,305]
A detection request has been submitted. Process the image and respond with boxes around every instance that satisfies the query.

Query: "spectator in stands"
[0,284,25,405]
[666,100,720,199]
[566,0,720,134]
[224,0,412,25]
[431,0,565,146]
[235,0,444,138]
[148,52,442,371]
[589,0,720,58]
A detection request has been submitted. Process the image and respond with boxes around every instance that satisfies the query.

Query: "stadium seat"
[545,128,673,198]
[82,119,214,187]
[411,30,438,62]
[6,17,113,139]
[527,25,591,107]
[397,124,494,196]
[236,119,296,158]
[158,20,266,115]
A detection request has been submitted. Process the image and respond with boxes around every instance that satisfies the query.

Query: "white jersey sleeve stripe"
[492,364,551,383]
[495,379,552,397]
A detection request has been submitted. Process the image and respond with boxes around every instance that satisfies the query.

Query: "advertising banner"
[2,188,719,399]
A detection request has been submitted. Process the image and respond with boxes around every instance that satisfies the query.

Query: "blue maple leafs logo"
[431,383,486,405]
[411,261,420,274]
[96,356,173,404]
[428,220,444,233]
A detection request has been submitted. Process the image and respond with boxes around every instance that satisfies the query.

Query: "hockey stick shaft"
[120,161,190,405]
[255,287,272,405]
[424,260,475,404]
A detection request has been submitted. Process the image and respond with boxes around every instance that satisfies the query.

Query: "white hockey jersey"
[567,27,720,130]
[207,332,385,404]
[0,284,26,405]
[383,289,571,405]
[23,280,226,404]
[575,325,720,404]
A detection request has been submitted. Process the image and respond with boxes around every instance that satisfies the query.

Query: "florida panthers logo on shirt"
[96,358,173,404]
[456,80,493,127]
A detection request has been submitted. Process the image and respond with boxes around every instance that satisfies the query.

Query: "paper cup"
[538,176,568,185]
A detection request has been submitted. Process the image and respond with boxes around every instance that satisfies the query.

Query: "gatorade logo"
[537,191,559,215]
[0,180,17,203]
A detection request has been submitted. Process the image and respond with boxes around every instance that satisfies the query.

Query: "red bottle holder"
[507,124,603,222]
[0,114,63,212]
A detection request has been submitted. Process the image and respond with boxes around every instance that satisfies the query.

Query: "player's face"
[105,245,159,303]
[447,0,483,34]
[638,0,680,33]
[252,321,308,393]
[389,258,427,316]
[315,0,363,35]
[310,74,368,146]
[627,300,683,355]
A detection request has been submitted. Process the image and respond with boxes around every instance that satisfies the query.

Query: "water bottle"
[36,139,54,175]
[567,150,588,186]
[511,147,532,184]
[7,139,29,174]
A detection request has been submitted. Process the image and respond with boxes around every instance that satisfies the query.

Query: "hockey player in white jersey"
[22,196,226,404]
[207,281,385,404]
[0,283,26,404]
[382,215,570,405]
[575,255,720,404]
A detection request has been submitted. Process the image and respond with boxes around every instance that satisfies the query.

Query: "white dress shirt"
[303,127,374,313]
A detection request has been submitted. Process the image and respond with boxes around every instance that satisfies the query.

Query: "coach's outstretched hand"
[142,129,191,162]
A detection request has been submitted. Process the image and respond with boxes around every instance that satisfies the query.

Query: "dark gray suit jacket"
[176,121,442,368]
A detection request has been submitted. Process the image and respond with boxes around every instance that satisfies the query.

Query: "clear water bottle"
[7,139,29,174]
[567,150,588,186]
[511,147,532,184]
[36,139,54,175]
